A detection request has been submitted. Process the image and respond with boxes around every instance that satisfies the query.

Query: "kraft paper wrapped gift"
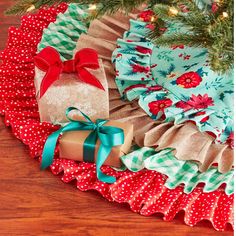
[59,120,134,168]
[34,47,109,124]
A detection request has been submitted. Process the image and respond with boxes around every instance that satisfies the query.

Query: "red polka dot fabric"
[0,3,233,231]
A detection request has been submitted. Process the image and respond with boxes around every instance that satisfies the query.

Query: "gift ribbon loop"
[41,107,125,183]
[35,46,105,98]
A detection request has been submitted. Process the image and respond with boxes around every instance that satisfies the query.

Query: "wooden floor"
[0,1,233,235]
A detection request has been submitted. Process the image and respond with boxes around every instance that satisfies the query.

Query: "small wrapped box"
[59,120,134,167]
[34,47,109,124]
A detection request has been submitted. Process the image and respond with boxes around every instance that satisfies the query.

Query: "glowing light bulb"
[89,4,97,11]
[222,12,229,18]
[150,16,155,22]
[26,5,35,12]
[169,7,178,16]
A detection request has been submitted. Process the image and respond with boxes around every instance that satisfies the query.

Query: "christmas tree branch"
[153,34,210,47]
[6,0,147,15]
[6,0,233,73]
[151,0,233,73]
[5,0,172,15]
[5,0,71,15]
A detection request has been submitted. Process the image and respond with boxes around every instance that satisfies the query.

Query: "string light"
[88,4,97,11]
[168,7,178,16]
[26,4,35,12]
[222,12,229,18]
[150,16,156,22]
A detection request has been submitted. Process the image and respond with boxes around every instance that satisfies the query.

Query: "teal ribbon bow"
[41,107,125,183]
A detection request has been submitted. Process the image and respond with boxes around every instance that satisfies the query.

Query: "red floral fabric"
[148,99,173,115]
[0,4,233,232]
[132,64,150,73]
[136,46,152,54]
[175,94,214,111]
[176,72,202,88]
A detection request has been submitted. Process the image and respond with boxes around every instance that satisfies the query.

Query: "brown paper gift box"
[59,120,134,168]
[34,58,109,124]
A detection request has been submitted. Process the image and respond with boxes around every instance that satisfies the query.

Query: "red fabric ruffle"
[50,159,233,231]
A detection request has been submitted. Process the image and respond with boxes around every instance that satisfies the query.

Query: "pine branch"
[80,0,147,19]
[6,0,172,16]
[151,0,233,73]
[5,0,233,73]
[5,0,80,15]
[153,33,210,48]
[6,0,148,15]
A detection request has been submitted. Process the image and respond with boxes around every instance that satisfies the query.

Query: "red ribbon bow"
[34,46,105,98]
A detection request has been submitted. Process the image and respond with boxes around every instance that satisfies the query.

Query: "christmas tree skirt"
[0,3,233,232]
[36,3,233,174]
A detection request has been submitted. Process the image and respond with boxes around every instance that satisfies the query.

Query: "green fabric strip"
[38,4,89,61]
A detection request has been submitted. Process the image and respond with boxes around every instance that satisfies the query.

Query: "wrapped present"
[34,46,109,124]
[59,120,133,168]
[41,107,134,183]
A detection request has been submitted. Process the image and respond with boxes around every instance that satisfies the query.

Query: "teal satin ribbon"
[41,107,125,183]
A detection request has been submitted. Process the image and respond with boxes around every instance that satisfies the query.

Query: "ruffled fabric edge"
[37,4,89,61]
[112,16,234,148]
[49,158,234,232]
[0,5,233,232]
[121,147,234,195]
[15,109,234,232]
[139,121,234,174]
[109,90,234,173]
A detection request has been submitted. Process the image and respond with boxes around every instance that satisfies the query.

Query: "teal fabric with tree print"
[112,13,234,147]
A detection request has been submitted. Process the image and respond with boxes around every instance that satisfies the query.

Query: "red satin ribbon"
[34,46,105,98]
